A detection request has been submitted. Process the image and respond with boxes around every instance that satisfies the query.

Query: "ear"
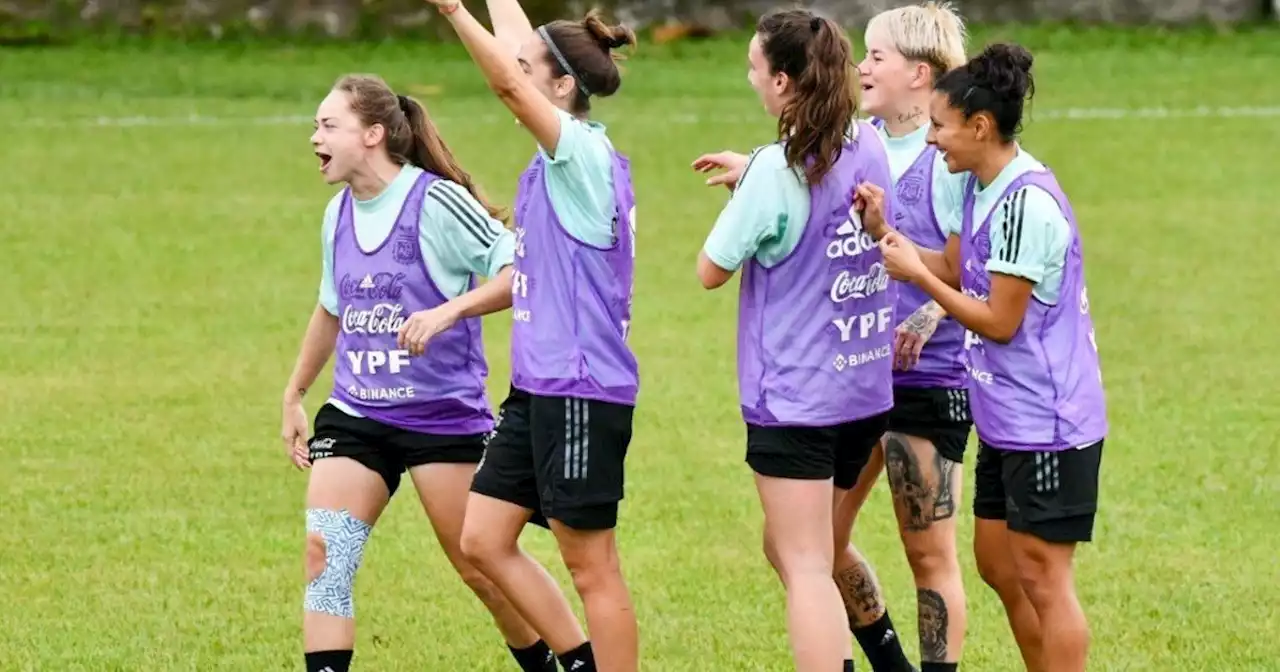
[554,75,577,101]
[364,123,385,148]
[971,112,994,142]
[773,71,791,95]
[910,61,933,90]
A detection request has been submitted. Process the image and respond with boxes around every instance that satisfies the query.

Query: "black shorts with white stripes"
[972,439,1105,543]
[470,386,634,531]
[887,386,973,464]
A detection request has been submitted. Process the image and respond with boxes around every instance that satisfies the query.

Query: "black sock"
[510,639,557,672]
[921,664,957,672]
[556,641,596,672]
[844,660,856,672]
[305,650,353,672]
[852,612,914,672]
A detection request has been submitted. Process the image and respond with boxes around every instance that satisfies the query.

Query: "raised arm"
[486,0,534,54]
[433,0,564,153]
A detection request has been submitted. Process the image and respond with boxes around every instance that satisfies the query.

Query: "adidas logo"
[836,219,858,236]
[359,274,376,289]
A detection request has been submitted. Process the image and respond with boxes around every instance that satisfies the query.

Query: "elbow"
[985,319,1021,345]
[488,75,523,103]
[696,261,730,290]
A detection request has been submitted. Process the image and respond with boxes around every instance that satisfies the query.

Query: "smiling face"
[926,89,990,174]
[857,25,922,120]
[746,33,790,118]
[310,89,383,185]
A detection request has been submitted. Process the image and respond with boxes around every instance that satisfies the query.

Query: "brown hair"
[541,9,637,115]
[756,9,858,184]
[333,74,504,221]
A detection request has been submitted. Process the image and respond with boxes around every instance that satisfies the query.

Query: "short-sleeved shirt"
[943,149,1072,304]
[700,142,810,270]
[537,108,619,247]
[701,127,889,271]
[318,164,515,417]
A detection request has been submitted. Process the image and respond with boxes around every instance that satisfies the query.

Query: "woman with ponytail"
[691,10,906,672]
[424,0,641,670]
[282,74,571,672]
[873,43,1109,672]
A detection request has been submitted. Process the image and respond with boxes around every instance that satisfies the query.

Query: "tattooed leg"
[834,551,886,627]
[885,433,967,664]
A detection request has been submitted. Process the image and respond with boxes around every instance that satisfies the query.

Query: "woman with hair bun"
[870,43,1109,672]
[423,0,642,669]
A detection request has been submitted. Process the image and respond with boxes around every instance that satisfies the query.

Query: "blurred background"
[2,1,1278,670]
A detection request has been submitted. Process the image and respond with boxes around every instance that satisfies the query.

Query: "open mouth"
[316,151,332,172]
[861,83,873,92]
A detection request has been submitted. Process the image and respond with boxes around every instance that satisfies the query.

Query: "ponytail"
[398,95,507,223]
[334,74,507,223]
[759,11,857,184]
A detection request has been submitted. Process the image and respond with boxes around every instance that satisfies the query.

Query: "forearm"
[915,273,1009,343]
[917,248,960,289]
[448,266,515,319]
[285,305,339,402]
[484,0,533,50]
[443,4,526,100]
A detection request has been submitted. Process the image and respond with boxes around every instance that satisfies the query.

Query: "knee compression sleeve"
[303,508,373,619]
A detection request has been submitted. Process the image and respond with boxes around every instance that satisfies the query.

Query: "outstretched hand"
[692,151,750,191]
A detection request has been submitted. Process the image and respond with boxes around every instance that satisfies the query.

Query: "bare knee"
[975,541,1021,597]
[460,521,514,571]
[903,537,956,582]
[558,531,622,597]
[1013,543,1072,606]
[771,540,834,587]
[305,532,327,583]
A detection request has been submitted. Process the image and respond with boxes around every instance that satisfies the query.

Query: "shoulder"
[423,179,506,241]
[987,182,1069,262]
[321,189,345,239]
[740,142,792,183]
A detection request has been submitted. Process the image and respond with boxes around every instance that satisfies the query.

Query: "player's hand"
[880,231,927,282]
[397,305,460,357]
[281,397,311,470]
[894,303,942,371]
[423,0,459,8]
[854,182,891,240]
[692,151,750,191]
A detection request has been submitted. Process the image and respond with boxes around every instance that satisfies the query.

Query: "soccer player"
[281,74,561,672]
[855,5,973,670]
[691,9,908,672]
[872,43,1109,672]
[425,0,641,670]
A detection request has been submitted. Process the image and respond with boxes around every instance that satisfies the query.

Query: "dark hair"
[333,74,504,221]
[934,43,1035,142]
[541,9,637,115]
[756,9,857,184]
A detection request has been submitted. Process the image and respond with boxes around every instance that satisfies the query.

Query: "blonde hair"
[865,1,968,80]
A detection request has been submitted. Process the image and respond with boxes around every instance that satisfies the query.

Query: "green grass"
[2,26,1279,671]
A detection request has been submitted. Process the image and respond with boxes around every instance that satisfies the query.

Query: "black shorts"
[887,386,972,464]
[972,439,1105,543]
[308,403,487,497]
[745,412,890,490]
[469,387,634,531]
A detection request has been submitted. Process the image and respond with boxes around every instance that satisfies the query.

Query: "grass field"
[2,25,1279,671]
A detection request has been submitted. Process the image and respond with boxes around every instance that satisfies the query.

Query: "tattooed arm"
[894,300,946,370]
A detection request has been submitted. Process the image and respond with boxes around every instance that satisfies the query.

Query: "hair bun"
[970,43,1034,99]
[582,10,636,51]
